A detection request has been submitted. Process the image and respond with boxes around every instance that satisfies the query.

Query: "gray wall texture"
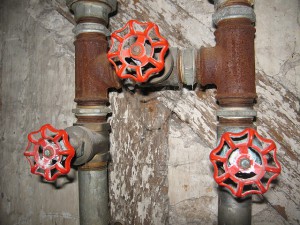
[0,0,299,224]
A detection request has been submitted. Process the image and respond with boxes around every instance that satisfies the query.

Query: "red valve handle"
[24,124,75,181]
[210,128,281,198]
[107,20,169,83]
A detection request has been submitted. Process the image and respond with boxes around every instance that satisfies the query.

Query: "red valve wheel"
[24,124,75,181]
[210,128,281,198]
[107,20,169,83]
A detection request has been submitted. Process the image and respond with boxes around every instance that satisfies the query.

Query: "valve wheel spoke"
[253,162,263,174]
[236,182,244,196]
[265,166,281,173]
[228,164,240,175]
[239,146,249,155]
[136,35,146,45]
[112,33,124,42]
[216,172,230,183]
[121,48,131,59]
[262,142,276,155]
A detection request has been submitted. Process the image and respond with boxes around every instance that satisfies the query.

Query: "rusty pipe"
[74,32,120,107]
[199,17,256,107]
[67,1,119,225]
[199,1,256,107]
[198,1,256,224]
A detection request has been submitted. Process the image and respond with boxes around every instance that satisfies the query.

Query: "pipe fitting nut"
[213,5,256,25]
[72,106,112,117]
[217,107,257,119]
[179,48,197,86]
[67,0,117,24]
[73,22,110,36]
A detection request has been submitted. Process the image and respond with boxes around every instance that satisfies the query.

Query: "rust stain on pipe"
[76,115,107,123]
[74,32,121,106]
[219,118,254,126]
[223,1,252,7]
[77,17,107,25]
[199,18,256,107]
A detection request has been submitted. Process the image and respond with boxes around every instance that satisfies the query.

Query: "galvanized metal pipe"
[217,123,255,225]
[66,1,118,225]
[218,189,252,225]
[78,169,109,225]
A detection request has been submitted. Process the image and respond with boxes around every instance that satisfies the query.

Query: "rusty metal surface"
[77,17,107,26]
[199,18,256,107]
[222,1,253,7]
[74,32,120,106]
[75,115,107,123]
[215,0,254,9]
[218,118,254,126]
[199,47,217,86]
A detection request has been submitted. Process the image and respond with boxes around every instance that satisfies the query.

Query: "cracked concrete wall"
[0,0,299,225]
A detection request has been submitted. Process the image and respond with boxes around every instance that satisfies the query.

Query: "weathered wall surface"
[0,0,79,224]
[0,0,299,225]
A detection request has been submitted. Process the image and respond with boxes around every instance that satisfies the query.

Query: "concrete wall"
[0,0,299,224]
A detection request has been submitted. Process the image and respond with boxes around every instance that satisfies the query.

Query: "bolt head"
[239,158,251,169]
[44,149,53,157]
[131,45,142,56]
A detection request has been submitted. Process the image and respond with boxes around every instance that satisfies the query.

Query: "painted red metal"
[210,128,281,198]
[24,124,75,181]
[107,20,169,83]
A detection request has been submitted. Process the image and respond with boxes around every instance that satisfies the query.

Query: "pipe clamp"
[67,0,117,24]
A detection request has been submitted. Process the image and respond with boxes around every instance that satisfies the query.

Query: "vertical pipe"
[74,32,120,106]
[218,190,252,225]
[66,1,118,225]
[79,169,109,225]
[217,123,254,225]
[199,1,256,223]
